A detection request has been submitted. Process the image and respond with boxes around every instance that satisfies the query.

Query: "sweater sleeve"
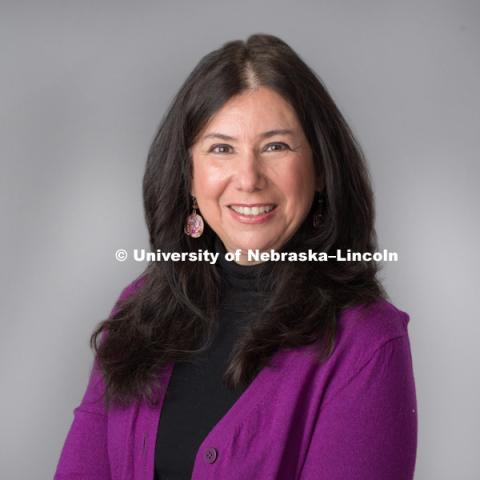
[54,279,142,480]
[298,334,418,480]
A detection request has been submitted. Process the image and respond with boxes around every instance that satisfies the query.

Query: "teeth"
[231,205,275,216]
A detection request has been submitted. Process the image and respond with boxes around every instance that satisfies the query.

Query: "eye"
[264,142,291,152]
[209,144,233,154]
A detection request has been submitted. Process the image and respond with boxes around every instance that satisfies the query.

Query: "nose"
[234,150,267,192]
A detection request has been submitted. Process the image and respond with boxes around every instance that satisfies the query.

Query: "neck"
[214,237,268,282]
[213,236,271,312]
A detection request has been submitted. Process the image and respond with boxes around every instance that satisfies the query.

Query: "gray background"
[1,1,479,479]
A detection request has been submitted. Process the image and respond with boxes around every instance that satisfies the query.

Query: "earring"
[313,191,325,228]
[184,196,204,238]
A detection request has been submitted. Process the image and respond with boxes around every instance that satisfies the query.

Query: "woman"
[55,33,417,479]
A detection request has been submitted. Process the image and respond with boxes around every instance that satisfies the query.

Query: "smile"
[228,204,276,216]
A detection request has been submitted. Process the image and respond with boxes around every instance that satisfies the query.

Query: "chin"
[233,240,278,253]
[222,230,285,254]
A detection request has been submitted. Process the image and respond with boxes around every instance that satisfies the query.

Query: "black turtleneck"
[154,237,268,480]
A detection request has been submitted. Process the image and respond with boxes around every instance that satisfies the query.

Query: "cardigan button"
[204,447,218,464]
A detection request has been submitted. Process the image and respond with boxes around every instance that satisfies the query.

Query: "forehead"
[199,87,300,138]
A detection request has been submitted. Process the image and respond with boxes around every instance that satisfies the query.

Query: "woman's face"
[190,86,319,264]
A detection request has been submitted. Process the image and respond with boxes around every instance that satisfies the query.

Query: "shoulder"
[118,274,147,300]
[336,297,410,353]
[287,298,414,407]
[267,298,414,416]
[108,274,148,318]
[293,297,411,383]
[307,297,412,390]
[281,297,410,369]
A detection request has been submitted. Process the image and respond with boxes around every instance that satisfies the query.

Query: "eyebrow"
[201,128,295,142]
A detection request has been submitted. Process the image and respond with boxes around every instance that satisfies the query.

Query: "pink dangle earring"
[184,196,204,238]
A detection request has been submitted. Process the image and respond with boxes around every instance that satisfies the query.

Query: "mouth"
[227,204,277,217]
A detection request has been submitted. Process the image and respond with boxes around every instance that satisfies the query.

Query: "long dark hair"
[91,33,385,408]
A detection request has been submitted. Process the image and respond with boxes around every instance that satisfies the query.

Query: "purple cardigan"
[55,279,417,479]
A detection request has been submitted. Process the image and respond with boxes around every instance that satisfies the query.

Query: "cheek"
[192,163,227,203]
[280,159,316,208]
